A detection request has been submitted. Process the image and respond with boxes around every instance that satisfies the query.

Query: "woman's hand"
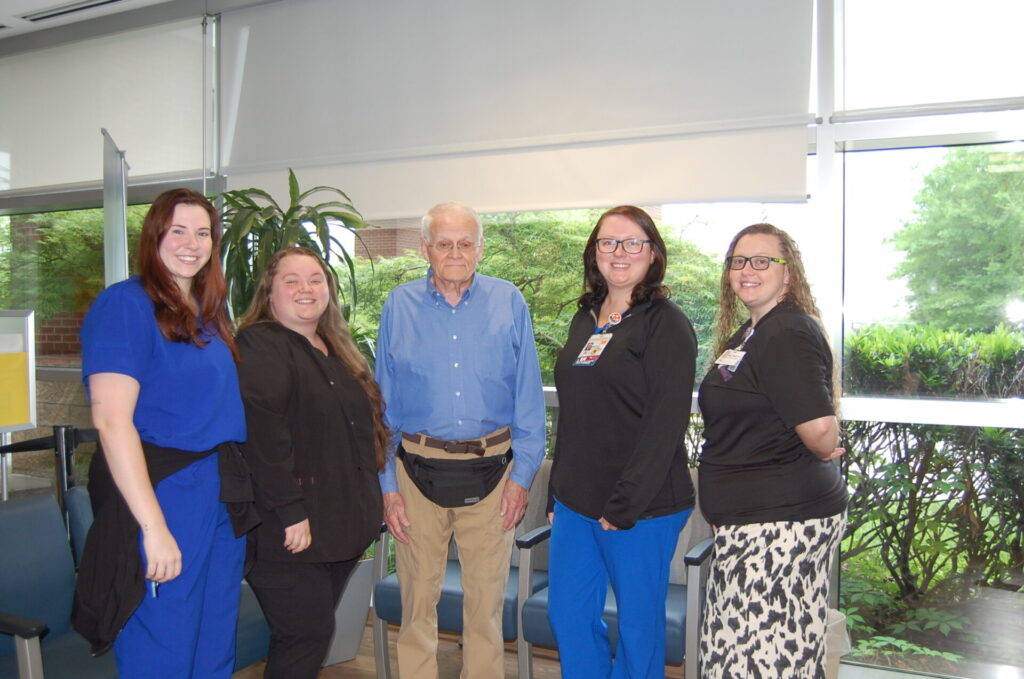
[823,447,846,461]
[598,517,619,531]
[142,524,182,583]
[283,518,313,553]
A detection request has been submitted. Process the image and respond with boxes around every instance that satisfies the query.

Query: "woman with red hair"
[75,188,248,678]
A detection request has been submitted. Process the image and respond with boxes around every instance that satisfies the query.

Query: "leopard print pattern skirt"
[699,513,846,679]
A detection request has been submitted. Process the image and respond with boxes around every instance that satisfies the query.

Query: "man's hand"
[383,491,411,544]
[500,480,528,531]
[598,517,619,531]
[283,518,312,553]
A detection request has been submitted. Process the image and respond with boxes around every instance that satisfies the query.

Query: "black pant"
[246,557,360,679]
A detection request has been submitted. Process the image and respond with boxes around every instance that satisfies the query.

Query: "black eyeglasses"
[725,255,788,271]
[596,238,652,254]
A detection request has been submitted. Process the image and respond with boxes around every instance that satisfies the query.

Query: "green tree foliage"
[350,209,721,382]
[892,148,1024,330]
[845,323,1024,398]
[0,207,145,319]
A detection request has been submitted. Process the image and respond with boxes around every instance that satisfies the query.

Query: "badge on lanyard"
[574,310,622,366]
[574,333,613,366]
[713,326,754,380]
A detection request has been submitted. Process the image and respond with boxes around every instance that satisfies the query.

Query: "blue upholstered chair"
[515,467,714,679]
[371,460,553,679]
[0,491,270,679]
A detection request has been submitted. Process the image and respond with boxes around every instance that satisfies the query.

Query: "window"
[843,143,1024,402]
[0,207,146,368]
[842,0,1024,111]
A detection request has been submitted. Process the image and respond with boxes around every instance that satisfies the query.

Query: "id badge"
[714,348,746,373]
[574,333,612,366]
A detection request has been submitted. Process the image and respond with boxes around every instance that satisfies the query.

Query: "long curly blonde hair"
[236,247,389,470]
[712,223,840,414]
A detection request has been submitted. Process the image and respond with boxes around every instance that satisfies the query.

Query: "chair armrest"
[515,525,551,549]
[0,612,48,639]
[684,536,714,566]
[372,522,392,584]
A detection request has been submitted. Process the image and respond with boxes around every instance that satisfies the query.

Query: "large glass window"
[840,420,1024,675]
[843,143,1024,401]
[0,207,145,368]
[842,0,1024,110]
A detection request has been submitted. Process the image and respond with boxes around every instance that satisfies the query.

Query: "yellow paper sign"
[0,352,30,427]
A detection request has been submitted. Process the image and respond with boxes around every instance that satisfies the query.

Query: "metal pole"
[53,425,75,535]
[1,431,10,501]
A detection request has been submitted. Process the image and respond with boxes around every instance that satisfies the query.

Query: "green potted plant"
[219,169,367,319]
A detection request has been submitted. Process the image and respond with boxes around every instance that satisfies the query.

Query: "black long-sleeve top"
[548,298,698,529]
[237,322,382,563]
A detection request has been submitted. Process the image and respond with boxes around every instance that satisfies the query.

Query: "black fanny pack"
[398,445,512,508]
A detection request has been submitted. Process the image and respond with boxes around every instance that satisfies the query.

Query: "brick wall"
[357,221,422,260]
[37,311,85,355]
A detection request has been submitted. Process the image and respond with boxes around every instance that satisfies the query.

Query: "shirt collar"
[423,267,478,308]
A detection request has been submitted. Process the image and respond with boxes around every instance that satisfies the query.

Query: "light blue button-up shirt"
[375,270,546,494]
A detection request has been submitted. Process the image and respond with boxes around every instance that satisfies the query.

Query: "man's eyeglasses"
[596,238,652,254]
[725,255,788,271]
[430,240,479,254]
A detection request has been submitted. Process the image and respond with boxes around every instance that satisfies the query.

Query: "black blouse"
[697,301,848,525]
[237,322,382,562]
[548,298,697,529]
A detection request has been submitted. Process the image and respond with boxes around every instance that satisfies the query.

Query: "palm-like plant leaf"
[219,168,368,318]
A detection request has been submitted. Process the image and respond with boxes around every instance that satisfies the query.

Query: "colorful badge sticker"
[574,333,613,366]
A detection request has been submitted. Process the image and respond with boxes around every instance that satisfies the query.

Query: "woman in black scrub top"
[698,223,847,679]
[546,205,698,679]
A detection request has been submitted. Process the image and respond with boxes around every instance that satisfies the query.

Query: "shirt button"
[455,391,461,397]
[454,362,459,368]
[458,420,463,425]
[452,335,458,340]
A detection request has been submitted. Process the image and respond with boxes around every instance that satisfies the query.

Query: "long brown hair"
[236,247,389,470]
[578,205,669,310]
[712,223,840,413]
[136,188,237,359]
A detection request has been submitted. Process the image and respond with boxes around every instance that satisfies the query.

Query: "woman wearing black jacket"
[236,247,386,678]
[547,206,698,678]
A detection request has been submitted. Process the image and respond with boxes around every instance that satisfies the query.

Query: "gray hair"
[421,201,483,243]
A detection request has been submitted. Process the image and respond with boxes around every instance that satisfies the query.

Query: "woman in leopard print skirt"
[697,223,848,678]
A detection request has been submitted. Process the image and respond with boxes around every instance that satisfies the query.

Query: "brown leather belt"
[401,428,511,457]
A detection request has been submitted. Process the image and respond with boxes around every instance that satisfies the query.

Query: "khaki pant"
[395,432,514,679]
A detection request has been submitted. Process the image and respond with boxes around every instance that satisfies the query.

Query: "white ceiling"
[0,0,172,40]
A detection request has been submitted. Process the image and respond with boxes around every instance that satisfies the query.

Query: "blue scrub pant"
[548,499,691,679]
[115,453,245,679]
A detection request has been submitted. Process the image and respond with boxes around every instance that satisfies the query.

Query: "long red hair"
[136,189,237,359]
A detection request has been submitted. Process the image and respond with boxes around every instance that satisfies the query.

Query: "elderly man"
[376,201,546,679]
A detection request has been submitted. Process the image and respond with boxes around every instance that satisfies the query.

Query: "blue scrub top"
[81,277,246,452]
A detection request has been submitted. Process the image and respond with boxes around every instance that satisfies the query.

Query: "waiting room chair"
[515,467,714,679]
[0,491,271,679]
[371,460,553,679]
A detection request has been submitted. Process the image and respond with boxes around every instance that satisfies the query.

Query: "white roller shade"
[0,18,207,191]
[221,0,812,217]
